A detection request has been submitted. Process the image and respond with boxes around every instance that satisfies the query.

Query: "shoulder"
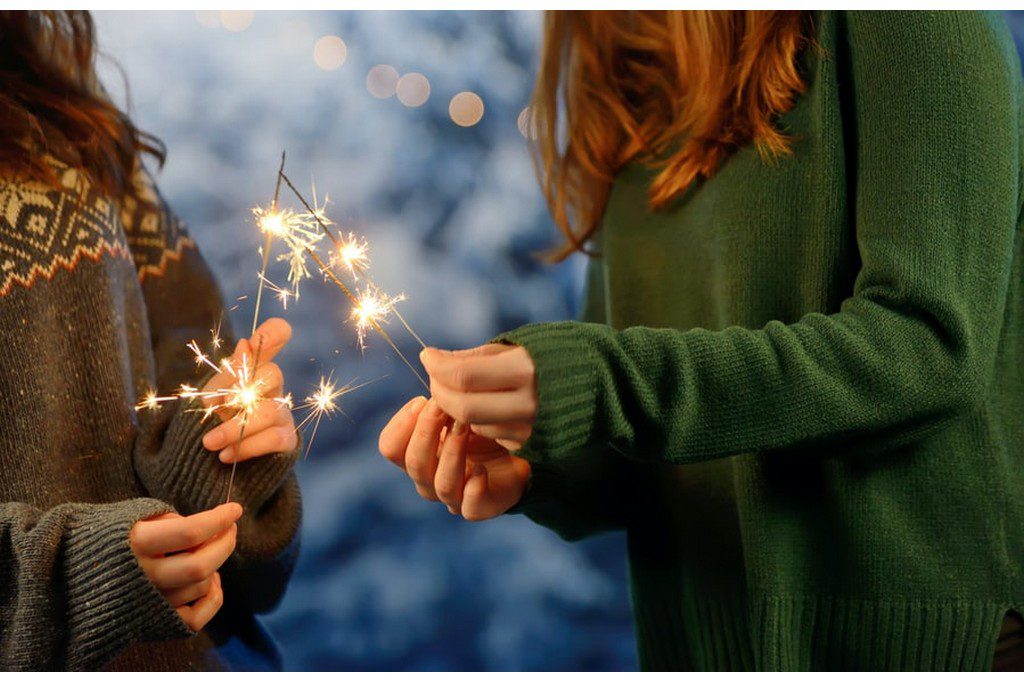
[839,11,1021,88]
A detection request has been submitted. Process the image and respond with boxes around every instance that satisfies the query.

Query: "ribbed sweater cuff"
[64,498,193,670]
[495,321,600,464]
[138,397,299,515]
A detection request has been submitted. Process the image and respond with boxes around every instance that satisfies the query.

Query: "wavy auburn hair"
[531,10,813,260]
[0,11,164,202]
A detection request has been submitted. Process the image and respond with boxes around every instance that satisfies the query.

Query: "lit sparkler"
[278,171,429,389]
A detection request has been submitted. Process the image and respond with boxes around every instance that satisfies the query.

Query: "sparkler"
[278,171,430,390]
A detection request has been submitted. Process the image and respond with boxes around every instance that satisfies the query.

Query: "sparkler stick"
[279,171,430,390]
[306,247,430,390]
[250,153,290,337]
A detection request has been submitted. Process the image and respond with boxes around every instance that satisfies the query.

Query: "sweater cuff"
[64,498,193,670]
[495,322,601,464]
[138,397,299,515]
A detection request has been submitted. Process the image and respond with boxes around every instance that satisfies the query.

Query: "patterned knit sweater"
[503,11,1024,671]
[0,159,302,671]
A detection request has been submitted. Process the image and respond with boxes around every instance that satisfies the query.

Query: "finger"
[177,572,223,632]
[251,362,284,398]
[461,457,530,522]
[434,421,469,508]
[405,399,448,499]
[461,463,492,522]
[162,576,213,608]
[378,396,428,467]
[421,348,534,393]
[147,524,238,589]
[469,422,532,446]
[219,422,299,463]
[248,317,292,365]
[131,503,242,556]
[204,397,290,452]
[429,381,537,425]
[421,344,508,360]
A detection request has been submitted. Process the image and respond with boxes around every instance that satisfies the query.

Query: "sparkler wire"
[279,171,430,390]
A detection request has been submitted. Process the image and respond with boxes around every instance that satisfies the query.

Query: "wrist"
[494,322,602,463]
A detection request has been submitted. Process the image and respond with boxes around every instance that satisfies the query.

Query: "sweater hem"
[634,591,1010,671]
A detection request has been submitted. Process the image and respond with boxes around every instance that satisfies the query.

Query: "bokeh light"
[219,10,253,33]
[396,72,430,107]
[449,91,485,127]
[313,35,348,71]
[366,64,400,99]
[194,11,218,28]
[517,106,538,140]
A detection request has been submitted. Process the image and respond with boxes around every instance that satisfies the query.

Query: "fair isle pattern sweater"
[504,11,1024,671]
[0,158,302,671]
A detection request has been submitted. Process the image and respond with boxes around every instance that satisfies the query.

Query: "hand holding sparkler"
[199,318,299,464]
[130,503,242,631]
[378,396,531,520]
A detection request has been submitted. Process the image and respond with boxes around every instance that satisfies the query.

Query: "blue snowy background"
[93,10,1024,672]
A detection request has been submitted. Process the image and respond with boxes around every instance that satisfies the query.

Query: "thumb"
[461,463,490,521]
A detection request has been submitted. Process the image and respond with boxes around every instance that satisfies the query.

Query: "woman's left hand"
[200,318,298,463]
[419,343,537,451]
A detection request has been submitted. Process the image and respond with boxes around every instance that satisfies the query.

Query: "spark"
[295,373,374,459]
[257,272,293,310]
[332,232,371,278]
[350,287,405,351]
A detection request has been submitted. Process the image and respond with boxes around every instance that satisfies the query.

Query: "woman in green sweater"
[379,10,1024,671]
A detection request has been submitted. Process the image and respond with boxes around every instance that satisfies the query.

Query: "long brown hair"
[0,11,164,202]
[531,10,812,260]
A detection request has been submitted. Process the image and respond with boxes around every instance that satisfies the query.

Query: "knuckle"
[279,426,298,450]
[181,527,203,548]
[184,559,209,583]
[412,423,436,442]
[450,367,473,391]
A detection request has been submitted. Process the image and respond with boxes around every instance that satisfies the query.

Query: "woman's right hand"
[378,397,531,520]
[129,502,242,631]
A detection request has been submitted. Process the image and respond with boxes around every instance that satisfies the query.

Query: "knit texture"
[0,158,301,670]
[502,11,1024,671]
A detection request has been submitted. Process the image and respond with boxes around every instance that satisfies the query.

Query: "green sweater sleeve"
[508,256,634,541]
[502,12,1022,467]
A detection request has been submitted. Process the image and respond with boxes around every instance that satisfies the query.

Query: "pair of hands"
[378,344,537,520]
[131,318,297,631]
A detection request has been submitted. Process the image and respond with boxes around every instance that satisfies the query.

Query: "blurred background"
[93,10,1024,672]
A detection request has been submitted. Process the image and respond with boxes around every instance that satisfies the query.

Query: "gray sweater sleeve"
[133,396,302,613]
[0,499,193,671]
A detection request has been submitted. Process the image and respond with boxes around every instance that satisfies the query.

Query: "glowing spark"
[350,287,405,350]
[136,390,177,411]
[333,232,370,277]
[252,205,326,299]
[257,273,293,310]
[294,374,373,459]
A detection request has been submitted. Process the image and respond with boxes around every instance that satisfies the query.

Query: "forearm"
[0,500,191,670]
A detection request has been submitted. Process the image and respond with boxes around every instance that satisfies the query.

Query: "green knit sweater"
[503,11,1024,671]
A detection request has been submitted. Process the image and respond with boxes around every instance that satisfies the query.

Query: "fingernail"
[407,396,427,412]
[447,505,458,515]
[419,348,431,364]
[219,446,234,463]
[452,420,468,436]
[204,429,224,450]
[426,399,442,418]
